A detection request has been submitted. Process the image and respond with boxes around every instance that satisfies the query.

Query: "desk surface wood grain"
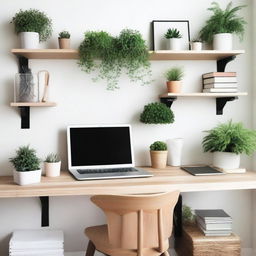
[0,167,256,198]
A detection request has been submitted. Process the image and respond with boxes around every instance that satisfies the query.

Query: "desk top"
[0,167,256,198]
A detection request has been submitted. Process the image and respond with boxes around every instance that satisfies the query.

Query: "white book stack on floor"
[9,229,64,256]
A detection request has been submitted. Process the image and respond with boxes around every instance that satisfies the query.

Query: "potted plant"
[140,102,175,124]
[164,28,182,50]
[58,31,71,49]
[9,145,41,185]
[182,205,195,225]
[200,2,246,50]
[150,141,168,169]
[165,67,184,93]
[44,153,61,177]
[190,39,203,51]
[202,121,256,170]
[11,9,52,49]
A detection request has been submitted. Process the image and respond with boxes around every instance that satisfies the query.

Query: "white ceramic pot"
[167,138,184,166]
[19,32,39,49]
[191,42,202,51]
[213,152,240,169]
[213,33,232,50]
[167,38,182,50]
[13,169,42,186]
[44,161,61,177]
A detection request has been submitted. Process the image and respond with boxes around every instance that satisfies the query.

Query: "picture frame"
[151,20,191,51]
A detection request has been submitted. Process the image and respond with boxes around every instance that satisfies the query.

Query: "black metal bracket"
[39,196,49,227]
[18,56,30,73]
[217,56,236,72]
[216,97,237,115]
[19,106,30,129]
[174,195,182,237]
[160,97,177,108]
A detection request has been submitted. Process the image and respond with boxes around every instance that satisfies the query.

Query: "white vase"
[213,152,240,169]
[213,33,232,50]
[13,169,42,186]
[19,32,39,49]
[167,38,182,50]
[44,161,61,177]
[191,42,202,51]
[167,138,184,166]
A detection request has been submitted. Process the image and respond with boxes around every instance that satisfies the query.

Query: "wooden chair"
[84,191,180,256]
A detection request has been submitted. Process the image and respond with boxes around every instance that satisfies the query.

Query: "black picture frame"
[151,20,191,51]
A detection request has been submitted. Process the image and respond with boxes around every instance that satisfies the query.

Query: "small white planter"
[44,161,61,177]
[167,138,184,166]
[13,169,41,186]
[19,32,39,49]
[167,38,182,50]
[213,33,232,50]
[213,152,240,169]
[191,42,202,51]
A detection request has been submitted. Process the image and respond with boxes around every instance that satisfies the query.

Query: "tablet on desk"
[181,166,225,176]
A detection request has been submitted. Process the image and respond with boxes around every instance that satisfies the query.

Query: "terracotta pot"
[166,81,182,93]
[44,161,61,177]
[58,38,70,49]
[150,151,168,169]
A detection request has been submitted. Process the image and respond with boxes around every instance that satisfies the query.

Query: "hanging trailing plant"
[78,29,151,90]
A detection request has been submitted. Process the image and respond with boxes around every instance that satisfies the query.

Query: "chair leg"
[85,240,96,256]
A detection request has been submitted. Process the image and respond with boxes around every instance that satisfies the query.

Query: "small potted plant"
[202,121,256,170]
[200,2,246,50]
[150,141,168,169]
[165,67,184,93]
[190,38,203,51]
[44,153,61,177]
[11,9,52,49]
[10,145,41,185]
[165,28,182,50]
[182,205,195,225]
[140,102,175,124]
[58,31,71,49]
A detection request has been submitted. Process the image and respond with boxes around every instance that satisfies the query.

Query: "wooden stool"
[84,191,180,256]
[175,224,241,256]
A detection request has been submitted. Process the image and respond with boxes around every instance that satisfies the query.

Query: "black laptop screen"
[69,127,132,166]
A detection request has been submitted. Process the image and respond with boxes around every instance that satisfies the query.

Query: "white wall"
[0,0,253,254]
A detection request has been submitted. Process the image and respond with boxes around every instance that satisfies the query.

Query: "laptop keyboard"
[77,167,138,174]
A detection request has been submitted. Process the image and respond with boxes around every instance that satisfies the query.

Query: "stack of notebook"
[9,229,64,256]
[202,72,237,93]
[195,209,232,236]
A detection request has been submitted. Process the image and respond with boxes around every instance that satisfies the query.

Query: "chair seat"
[85,225,166,256]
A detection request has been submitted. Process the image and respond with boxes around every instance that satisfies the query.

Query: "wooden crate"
[175,225,241,256]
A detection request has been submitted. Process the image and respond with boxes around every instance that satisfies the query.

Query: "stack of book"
[195,209,232,236]
[202,72,237,93]
[9,229,64,256]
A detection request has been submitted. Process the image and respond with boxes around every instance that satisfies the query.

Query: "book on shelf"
[204,77,237,84]
[196,216,232,230]
[198,224,232,236]
[203,88,238,93]
[203,83,237,89]
[202,72,236,79]
[195,209,232,221]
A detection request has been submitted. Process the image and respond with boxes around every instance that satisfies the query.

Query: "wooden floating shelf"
[10,102,57,107]
[11,49,245,61]
[160,92,248,98]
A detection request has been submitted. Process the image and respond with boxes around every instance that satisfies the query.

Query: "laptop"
[67,124,153,180]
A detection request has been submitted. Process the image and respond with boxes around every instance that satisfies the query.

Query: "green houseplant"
[165,67,184,93]
[140,102,174,124]
[11,9,52,49]
[199,2,246,50]
[10,145,41,185]
[182,205,195,225]
[202,121,256,169]
[150,141,168,169]
[58,31,71,49]
[165,28,182,50]
[78,29,151,90]
[44,153,61,177]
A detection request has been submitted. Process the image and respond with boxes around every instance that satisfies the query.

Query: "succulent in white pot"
[10,145,41,185]
[202,121,256,170]
[44,153,61,177]
[165,28,182,50]
[190,39,203,51]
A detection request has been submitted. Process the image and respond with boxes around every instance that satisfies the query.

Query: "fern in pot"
[150,141,168,169]
[44,153,61,177]
[200,2,246,50]
[165,28,182,50]
[10,145,41,185]
[202,121,256,170]
[165,67,184,93]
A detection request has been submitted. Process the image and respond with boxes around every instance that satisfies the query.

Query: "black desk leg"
[39,196,49,227]
[174,195,182,237]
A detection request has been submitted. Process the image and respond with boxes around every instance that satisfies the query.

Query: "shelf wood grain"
[0,166,256,198]
[10,102,57,107]
[11,49,245,61]
[160,92,248,98]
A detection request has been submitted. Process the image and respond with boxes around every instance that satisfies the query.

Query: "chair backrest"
[91,191,180,255]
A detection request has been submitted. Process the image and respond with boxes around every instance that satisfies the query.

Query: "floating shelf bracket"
[160,97,177,108]
[217,56,236,72]
[39,196,49,227]
[19,106,30,129]
[216,97,237,115]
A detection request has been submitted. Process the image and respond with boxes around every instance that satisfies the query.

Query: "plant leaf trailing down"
[78,29,152,90]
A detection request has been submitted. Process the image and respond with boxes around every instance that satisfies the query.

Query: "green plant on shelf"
[59,31,70,39]
[200,2,246,43]
[11,9,52,42]
[165,28,182,39]
[165,67,184,81]
[182,205,195,224]
[45,153,60,163]
[150,141,167,151]
[202,120,256,155]
[140,102,175,124]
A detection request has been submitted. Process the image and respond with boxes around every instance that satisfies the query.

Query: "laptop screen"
[68,126,133,168]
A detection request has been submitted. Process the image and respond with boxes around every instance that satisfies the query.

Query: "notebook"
[181,166,224,176]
